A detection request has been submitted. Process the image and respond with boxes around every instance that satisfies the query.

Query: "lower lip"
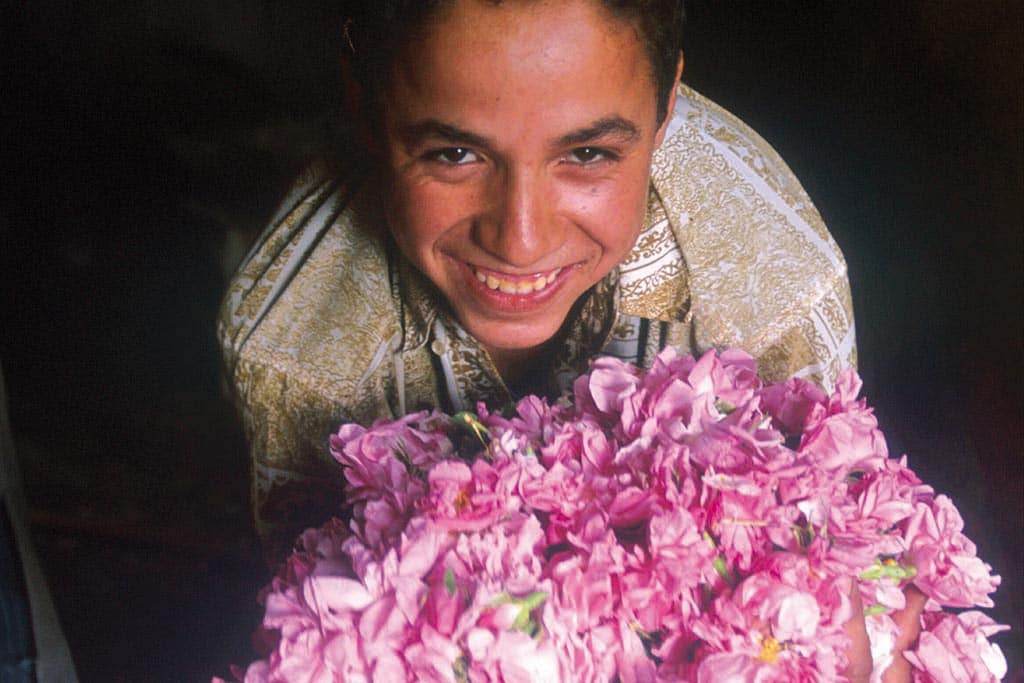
[455,261,574,314]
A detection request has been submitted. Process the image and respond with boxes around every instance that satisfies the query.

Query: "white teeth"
[474,267,561,294]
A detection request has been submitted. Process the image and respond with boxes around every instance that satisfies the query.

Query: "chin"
[478,328,558,354]
[468,318,564,354]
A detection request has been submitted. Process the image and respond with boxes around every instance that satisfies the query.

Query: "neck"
[485,345,543,389]
[485,290,596,395]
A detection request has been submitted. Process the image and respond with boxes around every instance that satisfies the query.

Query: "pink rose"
[425,460,503,532]
[580,354,642,417]
[759,377,827,436]
[904,495,1001,607]
[904,611,1009,682]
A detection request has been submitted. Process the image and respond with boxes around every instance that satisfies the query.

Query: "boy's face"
[379,0,677,365]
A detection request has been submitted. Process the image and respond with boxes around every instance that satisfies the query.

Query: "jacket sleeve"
[650,85,858,391]
[752,262,857,391]
[217,165,350,563]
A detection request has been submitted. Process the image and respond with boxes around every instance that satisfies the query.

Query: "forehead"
[385,0,659,133]
[421,0,639,46]
[414,0,647,71]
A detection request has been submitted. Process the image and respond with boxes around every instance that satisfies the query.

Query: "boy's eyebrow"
[555,116,640,147]
[398,119,492,149]
[397,115,641,150]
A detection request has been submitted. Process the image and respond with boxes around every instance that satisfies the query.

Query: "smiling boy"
[219,0,855,564]
[380,0,673,381]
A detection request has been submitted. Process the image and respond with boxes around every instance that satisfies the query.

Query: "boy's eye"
[427,147,479,165]
[567,147,615,164]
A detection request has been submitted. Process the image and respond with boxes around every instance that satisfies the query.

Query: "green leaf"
[859,558,917,582]
[511,607,532,632]
[793,525,815,549]
[392,439,426,479]
[487,591,548,635]
[453,656,468,683]
[520,591,548,611]
[453,411,491,446]
[712,554,736,587]
[487,591,514,608]
[702,531,737,586]
[444,567,456,597]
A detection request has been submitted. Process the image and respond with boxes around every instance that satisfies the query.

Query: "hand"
[843,581,928,683]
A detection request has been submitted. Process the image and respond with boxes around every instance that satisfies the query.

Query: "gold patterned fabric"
[218,85,856,560]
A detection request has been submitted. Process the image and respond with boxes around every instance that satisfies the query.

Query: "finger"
[892,584,926,649]
[881,584,927,683]
[843,579,873,683]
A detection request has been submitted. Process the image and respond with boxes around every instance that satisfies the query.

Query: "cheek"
[409,181,470,213]
[569,176,650,255]
[386,181,467,254]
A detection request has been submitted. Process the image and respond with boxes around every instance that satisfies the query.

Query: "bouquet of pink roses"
[223,348,1007,682]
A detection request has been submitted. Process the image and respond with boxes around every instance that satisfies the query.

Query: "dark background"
[2,1,1021,680]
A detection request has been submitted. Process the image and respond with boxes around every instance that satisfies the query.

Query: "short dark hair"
[342,0,684,125]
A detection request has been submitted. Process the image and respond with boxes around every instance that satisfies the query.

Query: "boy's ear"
[654,51,685,148]
[341,55,381,154]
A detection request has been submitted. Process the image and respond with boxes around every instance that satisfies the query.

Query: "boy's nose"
[473,166,563,270]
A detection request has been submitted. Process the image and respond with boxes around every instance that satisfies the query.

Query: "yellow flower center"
[454,489,472,511]
[757,635,783,664]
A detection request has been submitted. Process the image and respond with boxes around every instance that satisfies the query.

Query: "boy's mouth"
[471,266,563,295]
